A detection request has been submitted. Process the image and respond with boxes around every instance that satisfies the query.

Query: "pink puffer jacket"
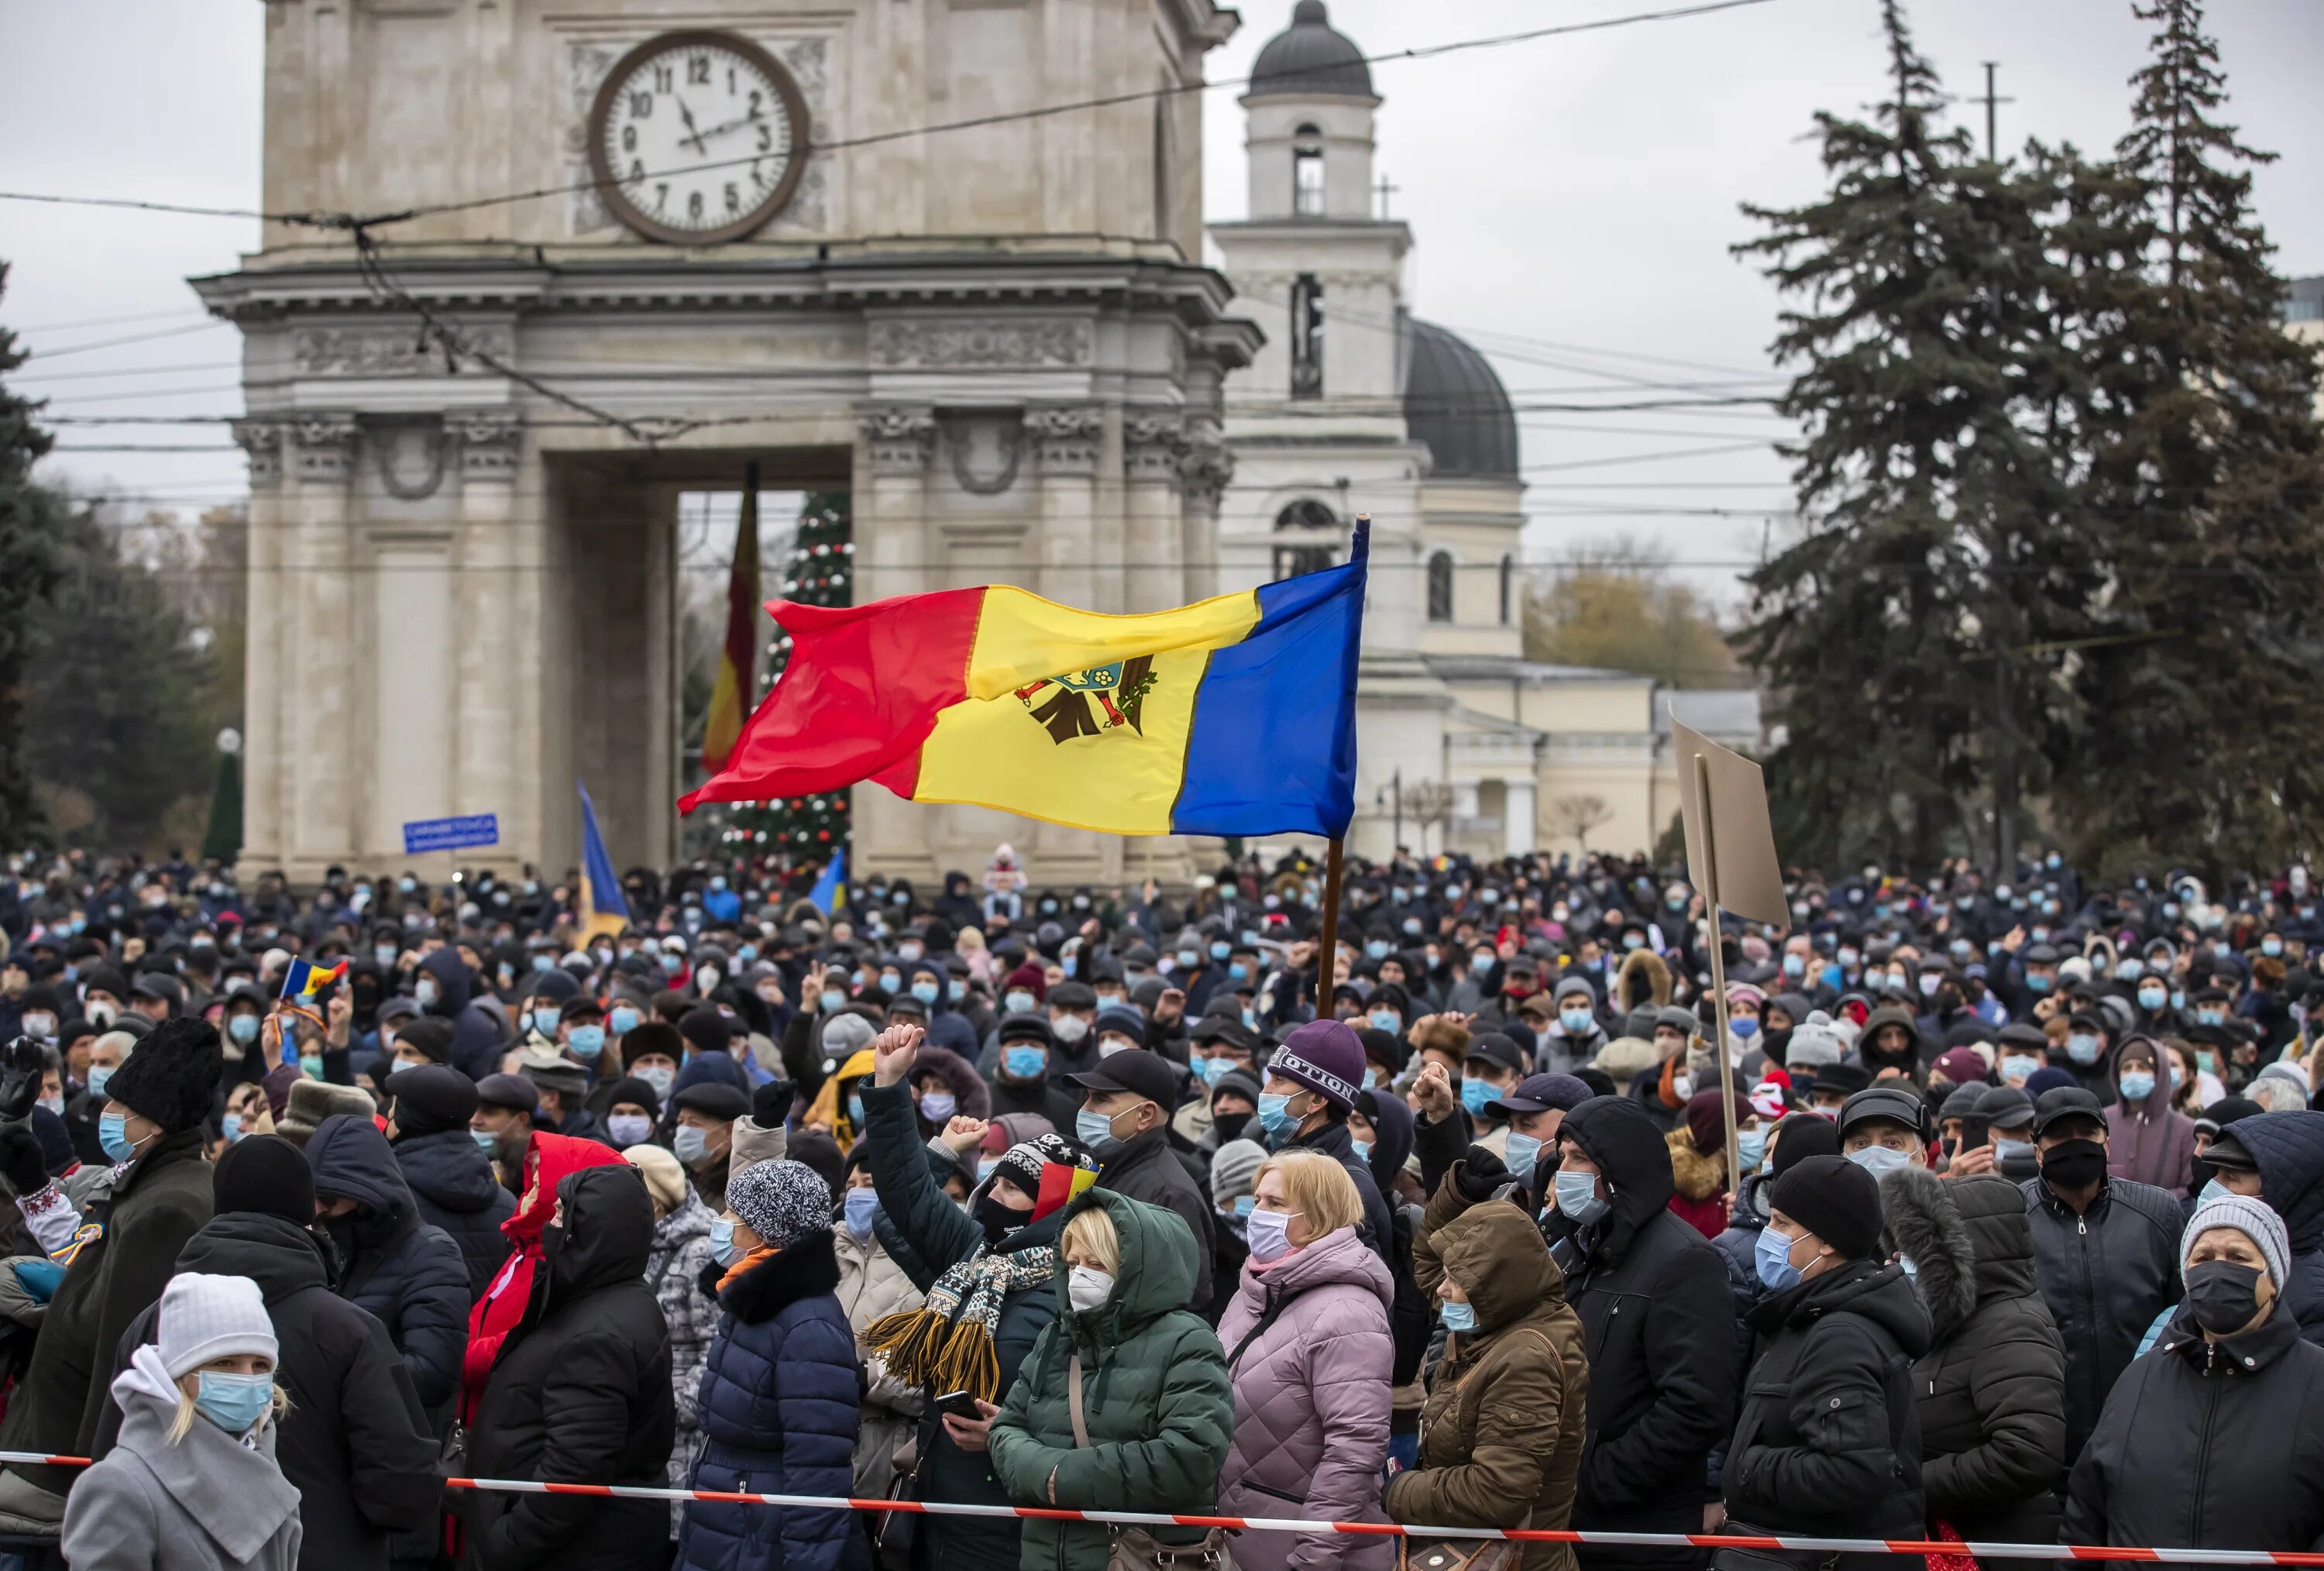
[1215,1225,1397,1571]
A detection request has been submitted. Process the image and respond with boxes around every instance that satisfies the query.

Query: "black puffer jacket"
[306,1112,471,1413]
[421,945,504,1082]
[1880,1170,2064,1553]
[1724,1257,1933,1571]
[468,1164,676,1571]
[2017,1171,2180,1463]
[1092,1123,1214,1309]
[1538,1095,1738,1571]
[92,1210,442,1571]
[2220,1110,2324,1347]
[2064,1299,2324,1560]
[394,1124,518,1301]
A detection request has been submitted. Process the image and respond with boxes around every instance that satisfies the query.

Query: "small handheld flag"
[277,957,346,1002]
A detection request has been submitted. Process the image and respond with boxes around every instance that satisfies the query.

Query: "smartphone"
[1957,1114,1989,1153]
[934,1389,983,1420]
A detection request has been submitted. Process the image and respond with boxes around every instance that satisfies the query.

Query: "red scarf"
[459,1133,629,1420]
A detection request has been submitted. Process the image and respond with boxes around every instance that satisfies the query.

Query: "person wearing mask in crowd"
[1067,1048,1214,1308]
[987,1014,1084,1130]
[1667,1088,1755,1240]
[2065,1196,2324,1557]
[1390,1191,1587,1571]
[986,1192,1233,1571]
[515,1047,607,1147]
[93,1134,442,1571]
[1879,1167,2066,1563]
[2104,1035,2195,1196]
[2203,1110,2324,1345]
[1721,1155,1931,1568]
[2018,1087,2181,1466]
[1214,1151,1394,1571]
[303,1112,469,1429]
[1257,1020,1394,1263]
[624,1140,723,1530]
[0,1018,222,1536]
[463,1164,676,1571]
[673,1081,750,1213]
[1973,1085,2042,1183]
[383,1064,517,1302]
[1711,1112,1841,1355]
[2057,1010,2115,1102]
[417,947,499,1083]
[858,1023,1090,1571]
[676,1160,861,1571]
[834,1146,927,1498]
[472,1074,541,1195]
[60,1274,304,1571]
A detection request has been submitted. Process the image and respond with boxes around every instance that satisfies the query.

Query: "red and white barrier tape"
[0,1451,2313,1564]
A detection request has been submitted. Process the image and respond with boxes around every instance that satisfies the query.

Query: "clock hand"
[677,100,708,156]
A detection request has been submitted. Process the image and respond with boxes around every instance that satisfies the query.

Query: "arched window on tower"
[1273,499,1339,581]
[1293,124,1325,217]
[1497,553,1514,625]
[1290,273,1324,398]
[1427,551,1455,622]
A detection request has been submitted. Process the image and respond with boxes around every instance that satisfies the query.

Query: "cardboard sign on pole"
[1671,718,1786,927]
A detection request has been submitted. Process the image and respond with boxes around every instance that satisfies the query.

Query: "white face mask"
[1067,1265,1114,1313]
[1052,1015,1091,1045]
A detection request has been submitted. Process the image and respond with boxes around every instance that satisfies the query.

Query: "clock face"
[586,30,810,245]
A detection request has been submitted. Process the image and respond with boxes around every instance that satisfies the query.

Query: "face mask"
[1503,1129,1543,1177]
[99,1110,139,1164]
[2198,1008,2226,1027]
[843,1187,879,1239]
[1002,1045,1047,1080]
[2137,986,2168,1012]
[662,954,686,976]
[2115,960,2144,982]
[2039,1137,2107,1192]
[1471,953,1495,973]
[638,1064,675,1099]
[1731,1016,1760,1040]
[977,1157,1002,1182]
[607,1112,652,1146]
[2184,1259,2264,1336]
[1460,1077,1493,1116]
[1005,991,1036,1015]
[708,1217,747,1267]
[530,1007,559,1037]
[299,1052,325,1080]
[949,979,969,1002]
[847,1095,866,1127]
[1052,1015,1091,1046]
[1849,1143,1912,1179]
[567,1024,606,1061]
[2264,939,2284,958]
[2196,1176,2232,1210]
[2026,972,2052,995]
[221,1112,245,1143]
[818,991,845,1013]
[414,978,439,1007]
[2066,1034,2101,1064]
[902,980,939,1007]
[194,1370,275,1435]
[878,971,902,995]
[1439,1298,1477,1332]
[471,1127,500,1153]
[973,1191,1026,1243]
[1177,949,1200,970]
[1554,1168,1608,1224]
[1257,1091,1302,1146]
[1369,1010,1401,1034]
[1067,1265,1114,1313]
[1995,1136,2035,1165]
[1755,1226,1803,1291]
[1559,1009,1593,1036]
[2118,1071,2156,1102]
[20,1015,53,1043]
[1734,1126,1769,1172]
[1246,1205,1298,1263]
[36,1094,61,1119]
[920,1090,958,1123]
[673,1125,711,1167]
[1350,1138,1372,1164]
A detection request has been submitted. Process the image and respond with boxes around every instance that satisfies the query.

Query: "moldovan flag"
[577,780,631,941]
[700,473,761,772]
[679,523,1368,837]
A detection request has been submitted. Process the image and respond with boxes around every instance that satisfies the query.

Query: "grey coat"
[61,1352,303,1571]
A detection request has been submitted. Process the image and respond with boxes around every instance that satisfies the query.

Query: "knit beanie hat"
[1684,1088,1754,1158]
[384,1064,478,1139]
[391,1016,455,1066]
[1769,1153,1882,1260]
[104,1016,223,1134]
[989,1131,1100,1219]
[624,1143,686,1214]
[1270,1019,1365,1111]
[727,1158,834,1249]
[1769,1110,1841,1176]
[820,1012,878,1062]
[1208,1139,1268,1205]
[679,1007,734,1057]
[2184,1194,2291,1291]
[1783,1014,1846,1070]
[156,1273,277,1378]
[214,1133,315,1225]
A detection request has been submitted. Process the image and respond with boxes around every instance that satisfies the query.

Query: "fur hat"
[1592,1036,1662,1093]
[279,1079,377,1146]
[726,1158,834,1249]
[103,1017,223,1135]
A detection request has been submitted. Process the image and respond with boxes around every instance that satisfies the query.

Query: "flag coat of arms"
[680,524,1367,837]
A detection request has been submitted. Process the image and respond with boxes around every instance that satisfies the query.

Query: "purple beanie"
[1270,1019,1366,1111]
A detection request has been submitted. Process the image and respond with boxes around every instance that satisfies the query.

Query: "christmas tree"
[724,491,854,862]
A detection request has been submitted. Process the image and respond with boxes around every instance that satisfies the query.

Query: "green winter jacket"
[988,1191,1234,1571]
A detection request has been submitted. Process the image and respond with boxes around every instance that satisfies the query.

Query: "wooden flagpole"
[1697,751,1743,1198]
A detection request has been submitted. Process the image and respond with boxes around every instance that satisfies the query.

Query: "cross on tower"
[1374,174,1400,218]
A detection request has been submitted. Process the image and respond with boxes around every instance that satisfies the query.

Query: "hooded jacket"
[1615,950,1673,1016]
[1093,1122,1215,1308]
[2102,1036,2195,1196]
[1388,1196,1588,1571]
[2064,1296,2324,1564]
[988,1191,1235,1571]
[421,947,503,1083]
[1879,1170,2065,1551]
[305,1112,470,1412]
[1538,1096,1738,1568]
[1857,1006,1925,1081]
[468,1164,677,1571]
[2222,1110,2324,1347]
[394,1124,519,1301]
[1215,1226,1396,1571]
[910,1043,994,1124]
[676,1229,862,1571]
[461,1132,631,1418]
[2017,1170,2184,1461]
[1724,1258,1934,1569]
[649,1189,724,1496]
[93,1212,442,1571]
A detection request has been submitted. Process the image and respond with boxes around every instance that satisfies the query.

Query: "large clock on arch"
[586,30,810,245]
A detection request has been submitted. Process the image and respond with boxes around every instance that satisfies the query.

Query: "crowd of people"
[2,843,2323,1571]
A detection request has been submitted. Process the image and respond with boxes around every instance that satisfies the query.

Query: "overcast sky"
[3,0,2319,608]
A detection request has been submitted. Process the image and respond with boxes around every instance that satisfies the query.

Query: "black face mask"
[2189,1157,2218,1194]
[1212,1110,1251,1144]
[2185,1259,2264,1336]
[973,1191,1026,1245]
[2040,1138,2108,1192]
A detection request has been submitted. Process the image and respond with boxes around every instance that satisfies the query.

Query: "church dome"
[1249,1,1374,100]
[1403,319,1520,480]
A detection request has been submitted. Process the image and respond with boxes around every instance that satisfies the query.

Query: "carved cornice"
[450,411,525,482]
[231,419,284,490]
[868,318,1093,370]
[290,415,360,484]
[858,405,937,478]
[1178,416,1233,510]
[1123,411,1188,485]
[293,323,514,377]
[1023,407,1104,477]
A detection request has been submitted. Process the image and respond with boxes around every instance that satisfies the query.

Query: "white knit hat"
[2184,1195,2291,1292]
[155,1274,277,1377]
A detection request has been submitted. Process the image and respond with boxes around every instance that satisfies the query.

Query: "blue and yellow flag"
[578,781,631,941]
[808,849,847,916]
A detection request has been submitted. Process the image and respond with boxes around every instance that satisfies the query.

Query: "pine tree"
[726,491,854,861]
[1732,1,2090,866]
[0,266,62,847]
[2054,0,2324,875]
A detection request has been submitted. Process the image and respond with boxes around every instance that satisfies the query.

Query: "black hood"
[306,1112,416,1224]
[1879,1165,2040,1344]
[1357,1086,1415,1193]
[1559,1095,1676,1260]
[177,1211,333,1303]
[2231,1110,2324,1253]
[1752,1254,1934,1358]
[394,1126,506,1215]
[419,945,475,1017]
[543,1164,655,1298]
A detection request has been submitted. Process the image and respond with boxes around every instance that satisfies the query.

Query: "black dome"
[1249,1,1374,100]
[1404,319,1519,480]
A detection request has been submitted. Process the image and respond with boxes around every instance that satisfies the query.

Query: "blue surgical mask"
[1350,1138,1372,1164]
[221,1112,245,1143]
[949,980,968,1002]
[98,1110,138,1164]
[1734,1126,1769,1173]
[1560,1009,1592,1035]
[2264,939,2284,958]
[708,1218,746,1266]
[1755,1226,1802,1291]
[911,981,940,1005]
[1782,954,1806,978]
[1076,1107,1122,1152]
[673,1125,710,1166]
[819,992,844,1013]
[2118,1071,2156,1102]
[1211,941,1232,961]
[1731,1016,1759,1040]
[1554,1168,1608,1224]
[531,954,555,975]
[843,1188,878,1239]
[2198,1008,2226,1027]
[2066,1033,2102,1064]
[2001,1054,2040,1082]
[1503,1129,1543,1177]
[1439,1298,1477,1333]
[2137,986,2168,1012]
[1003,1045,1047,1080]
[531,1008,560,1037]
[299,1053,325,1080]
[472,1127,500,1153]
[1369,1010,1400,1033]
[638,1064,675,1099]
[1232,1194,1257,1217]
[610,1006,641,1036]
[85,1065,114,1098]
[1365,940,1391,961]
[2027,973,2053,995]
[228,1014,260,1046]
[1460,1078,1492,1116]
[1849,1144,1912,1178]
[2198,1177,2230,1209]
[1197,1055,1231,1085]
[194,1370,274,1435]
[1228,962,1249,981]
[1257,1091,1301,1146]
[848,1095,866,1127]
[568,1024,606,1060]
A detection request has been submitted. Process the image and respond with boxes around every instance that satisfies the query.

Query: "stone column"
[229,419,285,876]
[1504,778,1538,858]
[1123,412,1188,611]
[286,414,359,881]
[450,411,528,873]
[853,405,939,880]
[1177,415,1233,602]
[1025,406,1104,610]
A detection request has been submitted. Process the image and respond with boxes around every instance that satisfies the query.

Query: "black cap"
[1769,1153,1882,1260]
[559,995,606,1022]
[1996,1023,2048,1054]
[475,1073,540,1115]
[1837,1085,1929,1142]
[1462,1032,1528,1077]
[2032,1085,2107,1139]
[1487,1072,1594,1119]
[1976,1084,2036,1133]
[1047,981,1097,1012]
[672,1081,751,1122]
[384,1064,479,1138]
[214,1133,315,1226]
[1810,1061,1872,1098]
[1066,1047,1177,1109]
[996,1012,1056,1048]
[2202,1129,2260,1174]
[1189,1013,1258,1053]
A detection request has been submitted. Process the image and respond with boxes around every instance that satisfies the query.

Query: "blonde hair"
[1061,1205,1121,1274]
[1252,1151,1363,1236]
[167,1372,289,1444]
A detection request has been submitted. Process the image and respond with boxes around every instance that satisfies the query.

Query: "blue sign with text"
[402,814,500,855]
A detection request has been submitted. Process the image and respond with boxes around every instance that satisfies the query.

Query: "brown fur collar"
[1666,1126,1726,1202]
